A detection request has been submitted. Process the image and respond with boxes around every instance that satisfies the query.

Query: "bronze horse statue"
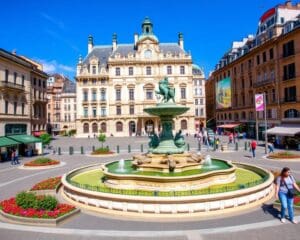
[155,77,175,103]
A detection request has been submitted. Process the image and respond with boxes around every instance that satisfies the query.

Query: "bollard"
[187,143,190,151]
[92,146,95,152]
[81,146,84,154]
[141,144,143,152]
[244,142,247,151]
[128,145,131,153]
[213,141,216,151]
[235,142,238,151]
[116,145,120,154]
[69,146,73,155]
[58,147,61,155]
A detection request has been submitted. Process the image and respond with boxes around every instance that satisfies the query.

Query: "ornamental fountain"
[62,77,274,217]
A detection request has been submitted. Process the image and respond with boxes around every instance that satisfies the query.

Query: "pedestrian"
[11,149,16,165]
[275,167,300,224]
[251,140,257,158]
[215,138,220,150]
[15,148,20,164]
[268,141,274,153]
[229,133,233,144]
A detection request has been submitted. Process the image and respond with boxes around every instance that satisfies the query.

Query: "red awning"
[217,124,241,129]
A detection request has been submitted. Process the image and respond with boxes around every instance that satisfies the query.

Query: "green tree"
[98,132,106,149]
[40,133,51,146]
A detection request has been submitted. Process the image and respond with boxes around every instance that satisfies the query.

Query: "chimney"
[112,33,117,51]
[178,32,184,49]
[134,33,138,48]
[88,35,94,54]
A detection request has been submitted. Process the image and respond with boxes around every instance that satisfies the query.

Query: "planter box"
[0,208,80,226]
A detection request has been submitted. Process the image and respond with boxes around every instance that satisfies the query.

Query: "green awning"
[7,134,41,144]
[0,137,20,147]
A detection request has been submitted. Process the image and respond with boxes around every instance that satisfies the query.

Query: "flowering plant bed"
[268,151,300,159]
[91,147,115,155]
[0,197,76,219]
[30,177,61,191]
[24,158,60,167]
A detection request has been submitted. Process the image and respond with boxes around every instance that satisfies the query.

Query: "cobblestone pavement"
[0,136,300,240]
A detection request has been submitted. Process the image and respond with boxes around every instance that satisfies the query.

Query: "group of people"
[10,148,20,165]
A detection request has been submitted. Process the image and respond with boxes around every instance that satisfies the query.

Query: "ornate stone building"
[76,18,198,137]
[206,1,300,146]
[0,48,48,137]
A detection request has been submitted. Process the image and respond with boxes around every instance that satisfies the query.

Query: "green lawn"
[70,167,264,196]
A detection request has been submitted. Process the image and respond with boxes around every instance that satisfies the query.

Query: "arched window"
[83,123,89,133]
[92,123,98,133]
[116,121,123,132]
[284,109,299,118]
[129,121,136,135]
[100,122,107,132]
[180,120,187,130]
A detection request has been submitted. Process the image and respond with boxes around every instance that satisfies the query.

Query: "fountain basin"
[144,103,189,117]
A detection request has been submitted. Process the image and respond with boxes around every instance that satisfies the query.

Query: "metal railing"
[0,81,25,90]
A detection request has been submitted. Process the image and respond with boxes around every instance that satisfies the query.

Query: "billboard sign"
[255,94,264,112]
[216,77,231,109]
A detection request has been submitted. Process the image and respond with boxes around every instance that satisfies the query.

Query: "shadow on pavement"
[261,203,280,219]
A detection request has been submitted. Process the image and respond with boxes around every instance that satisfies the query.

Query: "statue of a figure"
[156,77,175,103]
[149,133,160,148]
[174,130,185,148]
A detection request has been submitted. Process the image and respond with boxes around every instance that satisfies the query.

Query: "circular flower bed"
[30,177,61,191]
[268,151,300,159]
[0,192,75,219]
[91,147,114,155]
[24,158,60,167]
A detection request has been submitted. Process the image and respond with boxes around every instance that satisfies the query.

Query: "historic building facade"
[192,64,206,131]
[46,74,75,134]
[0,48,48,137]
[76,18,198,137]
[206,1,300,143]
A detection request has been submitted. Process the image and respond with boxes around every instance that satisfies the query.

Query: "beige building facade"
[76,18,198,137]
[0,48,48,137]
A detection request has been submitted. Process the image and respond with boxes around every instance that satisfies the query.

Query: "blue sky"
[0,0,288,79]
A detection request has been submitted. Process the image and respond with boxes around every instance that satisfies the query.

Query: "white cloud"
[40,12,64,29]
[35,59,74,74]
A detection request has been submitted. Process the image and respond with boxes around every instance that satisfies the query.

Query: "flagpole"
[264,92,268,154]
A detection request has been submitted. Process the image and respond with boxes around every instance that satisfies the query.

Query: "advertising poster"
[255,94,264,112]
[216,77,232,109]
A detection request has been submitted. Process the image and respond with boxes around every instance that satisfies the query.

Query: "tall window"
[100,89,106,101]
[115,67,121,76]
[5,69,9,82]
[180,120,187,130]
[180,66,185,75]
[262,51,267,62]
[101,122,107,132]
[272,89,276,102]
[129,105,134,115]
[116,106,121,115]
[5,101,8,114]
[83,123,89,133]
[129,89,134,100]
[83,91,88,101]
[146,66,152,75]
[167,66,172,75]
[283,63,296,80]
[269,48,274,59]
[14,72,17,84]
[116,89,121,101]
[116,122,123,132]
[284,86,296,102]
[256,55,260,65]
[14,102,17,115]
[92,107,97,117]
[146,89,153,100]
[92,65,96,74]
[83,107,88,117]
[92,90,97,101]
[128,67,134,76]
[180,88,186,99]
[21,103,25,115]
[283,40,294,57]
[101,107,106,117]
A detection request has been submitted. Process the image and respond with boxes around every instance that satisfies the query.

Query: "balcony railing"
[253,78,275,87]
[0,81,25,91]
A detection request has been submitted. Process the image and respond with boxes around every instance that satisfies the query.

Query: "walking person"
[14,148,20,164]
[11,149,16,165]
[268,141,274,154]
[275,167,300,224]
[251,140,257,158]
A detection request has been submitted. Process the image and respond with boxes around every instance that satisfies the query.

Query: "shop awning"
[0,137,19,147]
[266,126,300,136]
[217,123,241,129]
[7,134,42,144]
